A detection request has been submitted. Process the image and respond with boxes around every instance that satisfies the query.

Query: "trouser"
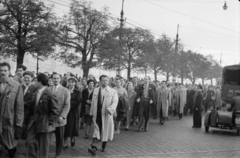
[91,138,107,150]
[26,126,52,158]
[159,106,166,123]
[54,126,65,156]
[138,100,150,130]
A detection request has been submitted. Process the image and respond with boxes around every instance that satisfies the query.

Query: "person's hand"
[86,100,91,104]
[150,100,153,104]
[137,98,140,103]
[196,108,198,111]
[58,116,64,122]
[15,126,23,139]
[106,108,111,115]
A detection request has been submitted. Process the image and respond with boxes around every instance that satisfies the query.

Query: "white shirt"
[24,84,31,95]
[101,86,107,103]
[36,87,46,106]
[53,84,60,93]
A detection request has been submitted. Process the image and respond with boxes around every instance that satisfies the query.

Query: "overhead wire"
[46,0,239,56]
[142,0,239,34]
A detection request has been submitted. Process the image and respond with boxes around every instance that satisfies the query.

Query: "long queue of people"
[0,62,222,158]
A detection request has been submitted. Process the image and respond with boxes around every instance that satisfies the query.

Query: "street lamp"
[223,1,228,10]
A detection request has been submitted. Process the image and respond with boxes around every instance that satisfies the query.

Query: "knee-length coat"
[158,87,170,117]
[90,86,118,142]
[65,88,81,137]
[179,87,187,114]
[0,79,24,149]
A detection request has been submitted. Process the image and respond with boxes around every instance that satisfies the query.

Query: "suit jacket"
[82,88,94,116]
[0,78,24,130]
[25,88,59,133]
[136,84,156,105]
[22,84,36,115]
[49,84,70,127]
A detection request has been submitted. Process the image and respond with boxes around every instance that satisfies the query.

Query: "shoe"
[71,137,75,147]
[125,128,129,131]
[102,142,107,152]
[8,147,17,158]
[144,129,148,132]
[63,144,68,150]
[88,145,97,155]
[84,134,89,139]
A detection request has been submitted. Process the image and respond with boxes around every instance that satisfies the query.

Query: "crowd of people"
[0,62,223,158]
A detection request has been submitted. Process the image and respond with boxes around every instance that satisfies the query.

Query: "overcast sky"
[45,0,240,67]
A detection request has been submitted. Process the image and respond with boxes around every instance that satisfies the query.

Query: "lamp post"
[173,24,179,83]
[117,0,125,77]
[223,1,228,10]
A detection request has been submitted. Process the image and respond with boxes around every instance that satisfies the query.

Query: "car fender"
[204,111,211,126]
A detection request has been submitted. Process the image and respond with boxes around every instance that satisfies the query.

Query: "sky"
[44,0,240,67]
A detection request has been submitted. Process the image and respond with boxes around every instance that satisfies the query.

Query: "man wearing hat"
[192,85,203,128]
[13,64,27,85]
[22,71,37,139]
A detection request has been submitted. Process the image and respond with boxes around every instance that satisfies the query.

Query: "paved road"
[4,115,240,158]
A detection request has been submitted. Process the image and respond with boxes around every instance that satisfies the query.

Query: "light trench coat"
[0,78,24,149]
[179,87,187,114]
[90,86,118,142]
[158,87,170,118]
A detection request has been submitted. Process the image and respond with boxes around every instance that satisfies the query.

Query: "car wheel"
[205,126,209,132]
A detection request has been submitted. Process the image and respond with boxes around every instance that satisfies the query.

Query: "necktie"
[53,86,57,93]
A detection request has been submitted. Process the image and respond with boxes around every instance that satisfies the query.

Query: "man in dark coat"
[25,73,59,158]
[192,85,203,128]
[135,76,156,132]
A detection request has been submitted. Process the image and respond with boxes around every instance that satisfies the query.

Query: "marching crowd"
[0,62,222,158]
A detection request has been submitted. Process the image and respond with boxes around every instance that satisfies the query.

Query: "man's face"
[133,78,137,83]
[101,77,108,87]
[17,68,24,77]
[116,80,121,86]
[24,75,32,85]
[48,78,53,86]
[0,66,10,80]
[82,79,87,86]
[144,77,149,84]
[162,82,166,88]
[66,73,71,79]
[52,74,61,86]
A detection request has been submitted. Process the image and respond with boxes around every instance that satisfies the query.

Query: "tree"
[175,50,190,84]
[158,35,175,82]
[98,27,154,79]
[55,0,112,77]
[185,51,210,84]
[0,0,56,68]
[205,55,222,85]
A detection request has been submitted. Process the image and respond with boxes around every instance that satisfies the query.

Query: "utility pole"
[117,0,125,77]
[220,52,222,67]
[173,24,179,83]
[36,53,39,74]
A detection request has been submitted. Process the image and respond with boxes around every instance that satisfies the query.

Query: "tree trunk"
[181,76,184,84]
[127,59,131,80]
[166,72,169,81]
[16,50,25,69]
[82,53,89,78]
[154,69,157,81]
[127,66,131,80]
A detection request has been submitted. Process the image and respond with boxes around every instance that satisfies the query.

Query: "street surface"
[9,115,240,158]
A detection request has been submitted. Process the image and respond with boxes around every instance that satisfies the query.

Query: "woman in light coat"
[125,82,137,130]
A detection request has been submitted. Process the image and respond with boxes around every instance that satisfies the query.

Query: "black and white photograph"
[0,0,240,157]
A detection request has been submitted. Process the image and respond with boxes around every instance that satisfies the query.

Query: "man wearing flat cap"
[13,64,27,85]
[192,85,203,128]
[22,71,37,139]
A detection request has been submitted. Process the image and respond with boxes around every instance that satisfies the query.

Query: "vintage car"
[205,65,240,135]
[204,109,240,135]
